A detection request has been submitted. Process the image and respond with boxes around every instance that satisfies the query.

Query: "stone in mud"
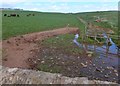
[114,70,117,73]
[93,64,95,67]
[88,54,92,57]
[98,57,101,59]
[41,61,45,64]
[33,61,37,64]
[62,62,65,64]
[81,63,87,67]
[109,71,112,74]
[86,51,93,57]
[90,61,92,63]
[86,51,93,54]
[68,67,71,71]
[105,75,109,78]
[58,58,60,60]
[102,61,105,64]
[50,58,53,60]
[96,68,101,72]
[115,73,118,76]
[37,59,40,61]
[107,67,114,70]
[100,70,103,73]
[102,68,105,71]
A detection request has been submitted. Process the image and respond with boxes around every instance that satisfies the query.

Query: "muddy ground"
[2,27,119,83]
[29,40,119,83]
[2,27,79,68]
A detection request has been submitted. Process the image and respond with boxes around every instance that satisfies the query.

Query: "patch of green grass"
[112,38,119,45]
[37,64,62,73]
[2,10,84,39]
[2,10,118,42]
[41,34,83,55]
[77,36,95,44]
[75,11,118,33]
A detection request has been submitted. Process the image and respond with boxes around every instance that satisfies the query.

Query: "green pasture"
[2,10,118,41]
[75,11,118,33]
[2,10,84,39]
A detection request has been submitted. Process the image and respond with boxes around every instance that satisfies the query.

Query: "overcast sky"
[1,0,119,13]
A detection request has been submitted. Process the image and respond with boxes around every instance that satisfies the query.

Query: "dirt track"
[2,27,79,69]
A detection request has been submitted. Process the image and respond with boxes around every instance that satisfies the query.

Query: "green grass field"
[2,10,118,39]
[2,10,85,39]
[2,10,118,40]
[75,11,118,33]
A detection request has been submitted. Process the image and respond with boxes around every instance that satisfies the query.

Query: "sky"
[1,0,119,13]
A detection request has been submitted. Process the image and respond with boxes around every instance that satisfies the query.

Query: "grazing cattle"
[7,15,11,17]
[4,14,7,16]
[27,14,31,16]
[17,14,19,17]
[27,14,35,16]
[7,14,20,17]
[10,14,17,17]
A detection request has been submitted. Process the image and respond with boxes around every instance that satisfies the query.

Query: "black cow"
[26,14,29,16]
[17,14,19,17]
[27,14,35,16]
[26,14,31,16]
[7,14,20,17]
[4,14,7,16]
[7,15,11,17]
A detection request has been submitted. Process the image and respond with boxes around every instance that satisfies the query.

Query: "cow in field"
[10,14,17,17]
[17,14,19,17]
[7,14,20,17]
[7,15,11,17]
[26,14,31,16]
[4,14,7,16]
[26,14,35,17]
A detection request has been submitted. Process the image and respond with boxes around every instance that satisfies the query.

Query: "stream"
[73,34,120,83]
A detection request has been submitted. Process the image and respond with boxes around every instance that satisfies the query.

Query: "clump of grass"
[37,64,62,73]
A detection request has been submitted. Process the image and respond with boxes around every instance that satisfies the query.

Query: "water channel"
[73,34,120,83]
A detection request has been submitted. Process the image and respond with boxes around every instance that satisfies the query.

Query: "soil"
[2,27,119,83]
[29,44,119,83]
[2,27,79,69]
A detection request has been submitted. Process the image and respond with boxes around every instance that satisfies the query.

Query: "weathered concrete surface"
[0,66,118,84]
